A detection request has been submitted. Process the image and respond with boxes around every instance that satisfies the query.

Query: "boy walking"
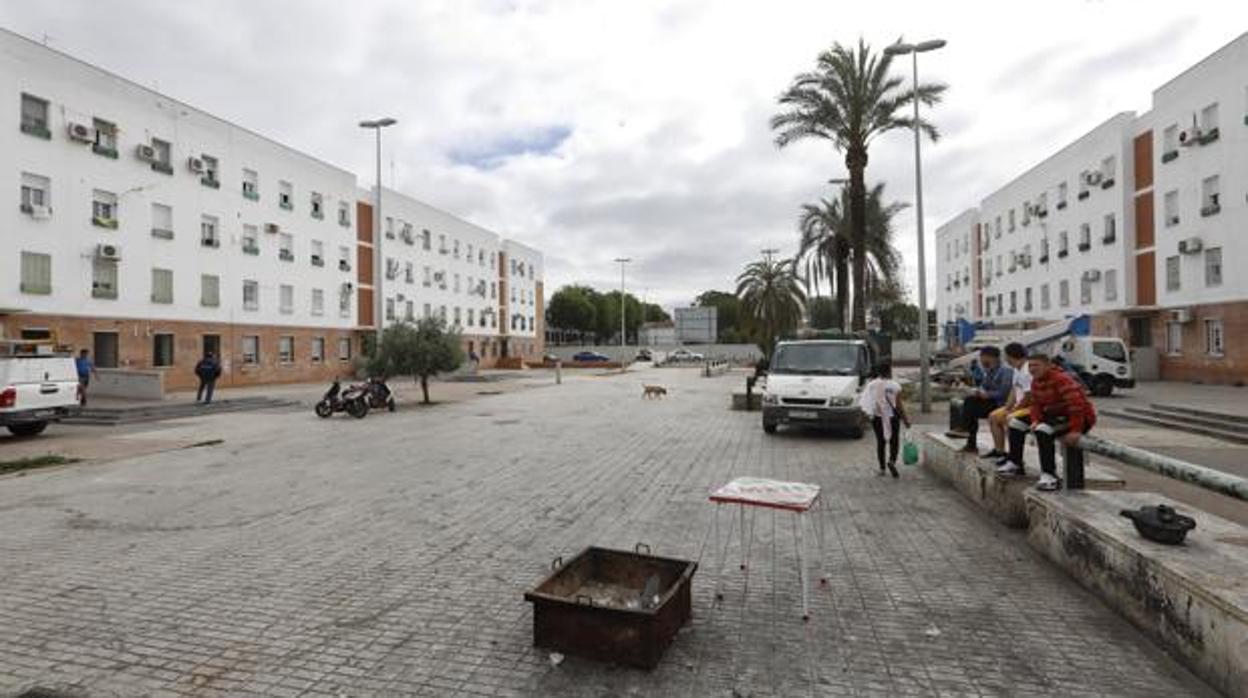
[1006,353,1097,491]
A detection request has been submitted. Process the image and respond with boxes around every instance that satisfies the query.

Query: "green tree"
[808,296,840,329]
[878,302,920,340]
[773,38,946,330]
[546,286,598,337]
[643,303,670,323]
[365,318,464,404]
[736,257,807,359]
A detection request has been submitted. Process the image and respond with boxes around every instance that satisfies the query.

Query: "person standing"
[194,352,222,404]
[1008,353,1097,491]
[959,346,1013,454]
[75,349,97,407]
[859,363,910,478]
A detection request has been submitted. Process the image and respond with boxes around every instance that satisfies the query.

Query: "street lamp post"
[885,38,944,414]
[614,258,631,366]
[359,117,397,344]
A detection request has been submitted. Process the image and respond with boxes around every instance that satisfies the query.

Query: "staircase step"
[1100,409,1248,445]
[1124,406,1248,435]
[64,397,298,426]
[1148,402,1248,426]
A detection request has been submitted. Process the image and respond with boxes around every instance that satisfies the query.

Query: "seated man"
[959,346,1014,454]
[1006,352,1097,491]
[985,342,1032,470]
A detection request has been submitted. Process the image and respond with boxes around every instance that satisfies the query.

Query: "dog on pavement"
[642,384,668,399]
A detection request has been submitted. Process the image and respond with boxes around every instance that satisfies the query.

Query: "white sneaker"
[996,461,1022,477]
[1037,473,1060,491]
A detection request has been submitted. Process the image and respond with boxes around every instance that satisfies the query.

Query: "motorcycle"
[364,377,397,412]
[314,378,370,419]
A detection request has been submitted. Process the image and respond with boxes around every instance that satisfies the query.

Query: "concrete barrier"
[1026,489,1248,697]
[921,432,1125,529]
[703,359,729,377]
[91,368,165,400]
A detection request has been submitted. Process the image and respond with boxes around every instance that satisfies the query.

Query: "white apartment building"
[934,32,1248,383]
[1,27,544,387]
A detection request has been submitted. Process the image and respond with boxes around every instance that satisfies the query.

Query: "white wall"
[935,208,978,330]
[502,239,543,340]
[1,28,359,329]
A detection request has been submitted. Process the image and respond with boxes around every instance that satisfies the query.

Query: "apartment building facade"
[935,32,1248,383]
[1,28,543,388]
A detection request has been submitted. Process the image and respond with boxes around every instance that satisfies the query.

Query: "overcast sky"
[4,1,1245,310]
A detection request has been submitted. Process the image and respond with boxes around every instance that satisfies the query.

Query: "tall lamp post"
[614,258,631,365]
[884,38,944,414]
[359,117,397,344]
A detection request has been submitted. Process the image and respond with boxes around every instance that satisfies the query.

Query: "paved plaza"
[0,368,1217,697]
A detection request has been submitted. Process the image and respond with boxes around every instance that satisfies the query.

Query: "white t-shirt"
[1011,365,1032,404]
[859,378,901,419]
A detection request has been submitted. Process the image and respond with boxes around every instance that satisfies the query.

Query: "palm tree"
[772,38,946,330]
[735,257,807,359]
[797,183,908,328]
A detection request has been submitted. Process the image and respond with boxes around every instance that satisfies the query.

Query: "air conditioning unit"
[264,223,280,234]
[1170,308,1192,324]
[135,144,158,162]
[1179,129,1200,147]
[1083,171,1102,186]
[187,156,206,173]
[1083,269,1102,282]
[95,243,122,261]
[1178,237,1203,254]
[67,122,95,142]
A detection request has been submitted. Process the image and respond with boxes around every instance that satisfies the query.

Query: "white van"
[761,339,874,437]
[0,346,82,436]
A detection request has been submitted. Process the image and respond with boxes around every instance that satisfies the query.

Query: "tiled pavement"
[0,368,1217,697]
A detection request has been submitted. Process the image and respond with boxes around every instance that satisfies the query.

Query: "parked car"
[669,348,705,362]
[635,348,653,361]
[572,351,611,362]
[543,353,561,363]
[0,344,82,436]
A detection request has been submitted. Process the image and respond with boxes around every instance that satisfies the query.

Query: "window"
[1204,319,1224,357]
[1023,287,1032,312]
[312,288,324,316]
[1009,290,1017,314]
[242,169,260,200]
[278,336,294,363]
[1077,172,1089,199]
[20,172,50,213]
[1205,247,1223,287]
[337,337,352,361]
[1200,102,1219,135]
[1078,223,1091,250]
[1162,124,1179,158]
[405,301,414,321]
[338,284,351,315]
[467,308,475,326]
[1165,255,1180,291]
[1164,190,1179,226]
[242,336,260,364]
[242,225,259,254]
[279,233,294,261]
[1040,283,1051,310]
[1102,214,1115,244]
[454,274,461,293]
[454,239,461,258]
[423,266,432,287]
[200,155,219,187]
[278,181,293,210]
[385,217,395,239]
[405,262,414,284]
[1105,269,1117,302]
[19,93,50,137]
[151,203,173,239]
[338,201,351,227]
[385,257,397,281]
[1080,277,1093,304]
[311,192,324,219]
[454,307,462,326]
[1201,176,1220,216]
[311,240,324,266]
[201,215,220,248]
[479,249,486,266]
[385,298,396,321]
[311,337,325,363]
[1165,322,1182,355]
[150,138,172,174]
[422,229,432,250]
[1059,279,1070,307]
[201,274,220,307]
[243,280,259,311]
[92,118,118,157]
[92,190,118,228]
[1058,231,1069,256]
[151,268,174,304]
[339,246,351,271]
[439,234,448,253]
[280,284,293,314]
[20,252,51,294]
[92,257,118,299]
[1101,156,1116,185]
[423,303,432,319]
[1057,182,1068,208]
[152,334,175,367]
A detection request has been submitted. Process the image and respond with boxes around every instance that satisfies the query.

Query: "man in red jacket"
[1007,352,1097,491]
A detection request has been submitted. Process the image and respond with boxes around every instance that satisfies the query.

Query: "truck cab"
[0,341,82,436]
[761,340,872,437]
[1058,336,1134,397]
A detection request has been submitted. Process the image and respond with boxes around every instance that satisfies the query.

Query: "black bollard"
[1063,442,1085,490]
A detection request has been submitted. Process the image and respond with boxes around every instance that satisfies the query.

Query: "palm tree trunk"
[835,250,849,332]
[847,148,868,331]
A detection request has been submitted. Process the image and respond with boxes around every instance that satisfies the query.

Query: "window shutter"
[20,252,52,293]
[201,275,220,307]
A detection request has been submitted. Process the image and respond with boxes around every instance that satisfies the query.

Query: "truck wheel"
[1092,375,1114,398]
[763,420,778,434]
[7,421,48,437]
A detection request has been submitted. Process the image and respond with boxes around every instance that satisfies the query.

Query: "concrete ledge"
[921,432,1125,529]
[1025,489,1248,697]
[93,368,165,400]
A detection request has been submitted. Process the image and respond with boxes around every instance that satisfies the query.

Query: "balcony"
[311,209,324,220]
[311,255,324,267]
[1057,249,1069,259]
[20,121,51,139]
[1038,254,1049,264]
[1077,191,1090,201]
[1077,242,1091,252]
[243,188,260,201]
[1056,201,1067,210]
[338,260,352,272]
[151,228,174,240]
[200,176,220,189]
[279,198,293,211]
[201,238,220,249]
[279,249,295,262]
[1102,234,1116,245]
[92,216,118,230]
[151,161,173,175]
[1100,178,1115,190]
[1200,204,1221,217]
[1161,150,1179,164]
[242,243,260,256]
[91,283,117,299]
[1196,127,1219,145]
[92,144,118,159]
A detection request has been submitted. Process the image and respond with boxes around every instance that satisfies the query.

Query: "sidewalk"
[1110,379,1248,417]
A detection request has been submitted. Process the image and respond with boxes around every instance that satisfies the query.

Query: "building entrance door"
[93,332,119,368]
[202,334,221,359]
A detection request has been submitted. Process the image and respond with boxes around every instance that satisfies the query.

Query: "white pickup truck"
[0,348,81,436]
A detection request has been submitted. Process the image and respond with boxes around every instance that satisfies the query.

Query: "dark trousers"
[1031,417,1091,477]
[961,396,997,448]
[871,415,901,469]
[196,378,216,403]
